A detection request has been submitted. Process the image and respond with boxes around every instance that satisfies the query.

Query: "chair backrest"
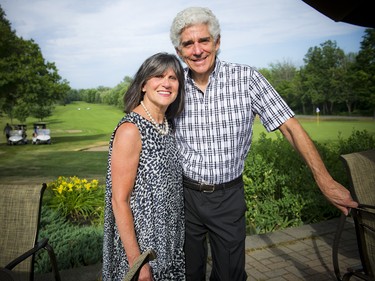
[0,184,46,281]
[341,149,375,278]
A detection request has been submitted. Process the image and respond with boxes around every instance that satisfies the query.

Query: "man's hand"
[318,178,358,216]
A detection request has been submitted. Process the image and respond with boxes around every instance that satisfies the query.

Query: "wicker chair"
[332,149,375,281]
[0,183,60,281]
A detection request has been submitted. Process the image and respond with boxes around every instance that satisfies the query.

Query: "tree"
[64,89,82,104]
[13,101,29,123]
[0,5,70,121]
[333,53,358,114]
[302,40,346,114]
[0,6,21,120]
[268,60,297,108]
[290,69,311,115]
[19,41,70,120]
[355,28,375,117]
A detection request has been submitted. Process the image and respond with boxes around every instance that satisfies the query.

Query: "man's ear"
[175,47,183,59]
[215,35,221,50]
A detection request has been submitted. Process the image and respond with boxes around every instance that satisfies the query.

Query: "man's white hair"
[170,7,221,49]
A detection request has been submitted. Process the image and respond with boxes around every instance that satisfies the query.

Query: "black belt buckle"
[201,183,215,193]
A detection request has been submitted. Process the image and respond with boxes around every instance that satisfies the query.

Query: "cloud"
[1,0,366,89]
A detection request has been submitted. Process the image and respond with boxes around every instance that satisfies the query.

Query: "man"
[3,123,12,141]
[170,7,358,281]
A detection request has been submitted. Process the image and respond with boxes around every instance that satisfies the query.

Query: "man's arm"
[278,117,358,215]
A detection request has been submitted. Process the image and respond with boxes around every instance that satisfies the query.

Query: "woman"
[102,53,185,281]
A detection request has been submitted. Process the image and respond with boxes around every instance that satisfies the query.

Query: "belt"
[183,175,243,193]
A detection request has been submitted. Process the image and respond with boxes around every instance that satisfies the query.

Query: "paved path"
[237,217,360,280]
[36,218,361,281]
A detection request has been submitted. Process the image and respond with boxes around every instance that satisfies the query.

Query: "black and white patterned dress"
[102,112,185,281]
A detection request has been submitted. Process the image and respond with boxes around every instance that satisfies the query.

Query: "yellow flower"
[49,176,102,195]
[91,179,99,189]
[56,185,64,194]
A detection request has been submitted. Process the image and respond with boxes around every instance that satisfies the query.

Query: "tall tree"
[290,69,311,115]
[302,40,345,114]
[0,6,20,121]
[355,29,375,117]
[0,5,70,122]
[268,60,297,107]
[333,53,358,114]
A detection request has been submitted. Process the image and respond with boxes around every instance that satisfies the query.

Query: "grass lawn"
[1,102,374,185]
[0,102,124,184]
[253,115,375,142]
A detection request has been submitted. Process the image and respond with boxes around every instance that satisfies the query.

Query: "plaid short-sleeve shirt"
[175,58,294,184]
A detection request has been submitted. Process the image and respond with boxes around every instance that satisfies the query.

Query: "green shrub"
[36,207,103,273]
[337,129,375,155]
[36,176,105,273]
[244,135,308,234]
[243,152,306,234]
[244,129,374,235]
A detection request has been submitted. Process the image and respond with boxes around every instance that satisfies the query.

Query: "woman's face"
[176,23,220,79]
[142,67,179,108]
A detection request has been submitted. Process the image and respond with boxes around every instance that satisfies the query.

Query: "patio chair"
[123,248,157,281]
[332,149,375,281]
[0,183,61,281]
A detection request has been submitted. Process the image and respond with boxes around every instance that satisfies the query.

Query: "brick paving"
[36,218,362,281]
[206,217,361,280]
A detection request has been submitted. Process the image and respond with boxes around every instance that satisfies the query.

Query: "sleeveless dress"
[102,112,185,281]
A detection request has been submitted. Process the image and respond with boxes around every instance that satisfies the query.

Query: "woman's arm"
[111,122,153,280]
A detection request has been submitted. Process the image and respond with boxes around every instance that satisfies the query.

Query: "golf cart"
[7,124,28,145]
[32,122,51,144]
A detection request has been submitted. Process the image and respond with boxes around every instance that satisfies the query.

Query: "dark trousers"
[184,180,247,281]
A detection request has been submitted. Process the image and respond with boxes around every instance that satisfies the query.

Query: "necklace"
[140,101,169,135]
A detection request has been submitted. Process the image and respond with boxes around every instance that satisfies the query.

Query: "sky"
[1,0,367,90]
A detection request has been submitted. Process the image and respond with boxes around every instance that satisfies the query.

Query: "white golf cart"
[32,122,51,144]
[7,124,28,145]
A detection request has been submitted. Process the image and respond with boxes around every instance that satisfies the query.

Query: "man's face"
[176,23,220,78]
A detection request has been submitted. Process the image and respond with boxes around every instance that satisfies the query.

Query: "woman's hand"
[138,263,154,281]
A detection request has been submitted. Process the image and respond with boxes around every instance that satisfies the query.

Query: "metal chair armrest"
[5,238,61,281]
[123,249,157,281]
[5,238,49,270]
